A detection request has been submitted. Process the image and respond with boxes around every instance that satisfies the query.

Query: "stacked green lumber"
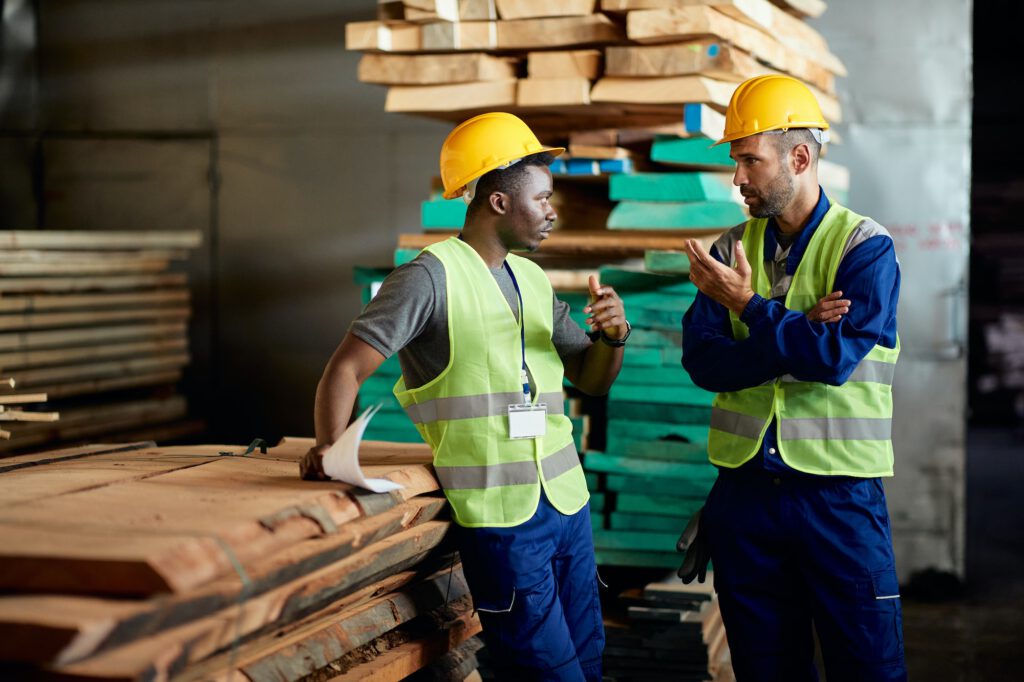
[586,266,716,569]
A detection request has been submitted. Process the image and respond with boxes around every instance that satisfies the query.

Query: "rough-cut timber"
[496,0,596,19]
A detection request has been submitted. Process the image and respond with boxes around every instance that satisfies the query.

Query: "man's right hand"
[299,443,331,481]
[807,291,851,324]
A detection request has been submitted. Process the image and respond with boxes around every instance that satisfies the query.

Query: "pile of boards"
[348,0,841,132]
[0,230,203,455]
[605,577,732,681]
[0,438,484,681]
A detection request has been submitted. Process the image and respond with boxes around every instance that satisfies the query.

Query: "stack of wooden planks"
[347,0,843,132]
[0,438,485,681]
[0,230,204,455]
[605,577,733,681]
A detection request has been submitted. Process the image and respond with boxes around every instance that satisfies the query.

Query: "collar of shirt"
[763,186,831,276]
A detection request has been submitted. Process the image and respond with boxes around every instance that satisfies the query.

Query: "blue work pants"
[703,470,908,682]
[456,490,604,682]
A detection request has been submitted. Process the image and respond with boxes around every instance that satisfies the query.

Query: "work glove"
[676,506,711,584]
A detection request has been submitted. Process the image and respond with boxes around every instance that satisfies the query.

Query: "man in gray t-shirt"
[301,113,629,682]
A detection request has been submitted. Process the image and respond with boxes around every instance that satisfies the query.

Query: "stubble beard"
[748,169,796,218]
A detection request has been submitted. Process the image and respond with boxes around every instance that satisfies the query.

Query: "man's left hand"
[685,239,755,316]
[583,274,627,340]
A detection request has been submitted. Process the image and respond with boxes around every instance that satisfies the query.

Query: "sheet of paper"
[322,403,404,493]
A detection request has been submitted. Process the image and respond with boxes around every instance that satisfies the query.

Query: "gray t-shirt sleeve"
[348,259,436,359]
[552,294,593,361]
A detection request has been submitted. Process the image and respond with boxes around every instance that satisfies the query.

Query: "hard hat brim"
[442,145,565,200]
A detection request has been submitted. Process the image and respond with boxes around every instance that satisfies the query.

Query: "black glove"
[676,506,711,584]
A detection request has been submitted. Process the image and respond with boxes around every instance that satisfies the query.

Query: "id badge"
[508,403,547,439]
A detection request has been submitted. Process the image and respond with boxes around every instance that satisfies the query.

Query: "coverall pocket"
[473,587,517,614]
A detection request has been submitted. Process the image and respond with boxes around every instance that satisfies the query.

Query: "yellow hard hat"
[439,112,564,200]
[714,74,829,146]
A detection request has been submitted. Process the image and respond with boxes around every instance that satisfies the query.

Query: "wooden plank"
[0,249,188,263]
[517,77,591,107]
[595,548,679,569]
[7,353,190,387]
[28,370,182,401]
[769,0,826,19]
[326,601,481,682]
[607,200,745,230]
[605,473,713,499]
[398,230,728,258]
[358,52,516,85]
[0,259,171,276]
[495,0,596,19]
[0,392,48,405]
[0,274,186,294]
[0,307,190,332]
[421,20,497,50]
[594,528,679,552]
[0,337,188,372]
[527,49,601,79]
[37,521,452,676]
[625,6,845,86]
[496,14,624,49]
[610,172,736,202]
[386,80,516,112]
[181,564,471,682]
[0,321,186,352]
[591,75,735,108]
[0,290,190,314]
[0,231,201,251]
[0,442,154,475]
[0,447,440,596]
[683,101,726,140]
[586,451,717,479]
[0,410,59,422]
[269,437,434,465]
[650,136,735,169]
[345,21,422,51]
[606,39,785,84]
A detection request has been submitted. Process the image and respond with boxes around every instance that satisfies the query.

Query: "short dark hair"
[467,151,556,215]
[770,128,821,165]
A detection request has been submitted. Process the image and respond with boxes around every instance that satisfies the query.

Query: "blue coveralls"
[456,489,605,682]
[682,189,908,681]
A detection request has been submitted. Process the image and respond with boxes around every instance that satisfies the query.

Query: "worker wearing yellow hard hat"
[304,112,628,681]
[680,74,908,680]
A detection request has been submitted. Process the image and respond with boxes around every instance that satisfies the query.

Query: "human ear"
[489,191,509,215]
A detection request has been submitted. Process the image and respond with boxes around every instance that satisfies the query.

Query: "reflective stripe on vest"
[435,442,580,490]
[405,391,565,424]
[707,204,899,477]
[392,237,589,527]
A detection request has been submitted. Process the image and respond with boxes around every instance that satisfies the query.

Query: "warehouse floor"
[901,426,1024,681]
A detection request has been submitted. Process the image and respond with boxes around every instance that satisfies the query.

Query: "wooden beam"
[7,353,190,387]
[421,20,497,50]
[769,0,826,20]
[496,0,596,19]
[0,322,187,353]
[385,80,516,112]
[358,52,516,85]
[0,290,190,314]
[591,74,734,108]
[496,13,624,49]
[517,77,592,107]
[0,410,59,422]
[0,393,46,405]
[0,259,172,277]
[345,21,422,51]
[0,274,186,294]
[28,370,182,401]
[527,49,602,79]
[0,307,191,332]
[0,338,188,372]
[0,231,201,251]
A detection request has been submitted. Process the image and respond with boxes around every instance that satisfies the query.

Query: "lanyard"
[503,261,531,404]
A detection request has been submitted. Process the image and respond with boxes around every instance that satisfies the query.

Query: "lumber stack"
[605,576,733,681]
[0,437,485,681]
[0,231,203,455]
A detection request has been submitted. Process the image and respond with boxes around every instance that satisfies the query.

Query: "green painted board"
[622,347,664,368]
[602,432,708,458]
[590,492,606,512]
[353,266,392,286]
[607,417,710,442]
[360,375,400,396]
[608,200,745,230]
[592,515,604,531]
[585,472,599,490]
[610,512,689,533]
[363,427,422,443]
[593,529,678,552]
[595,549,680,569]
[570,416,585,452]
[610,172,735,203]
[393,248,420,267]
[607,401,712,424]
[628,328,683,349]
[616,493,705,516]
[609,384,712,407]
[632,300,694,332]
[585,452,715,481]
[645,249,691,275]
[597,267,693,294]
[651,136,735,169]
[616,365,692,387]
[421,198,467,228]
[606,474,714,499]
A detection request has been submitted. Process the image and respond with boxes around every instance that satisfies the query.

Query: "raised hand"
[807,291,851,324]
